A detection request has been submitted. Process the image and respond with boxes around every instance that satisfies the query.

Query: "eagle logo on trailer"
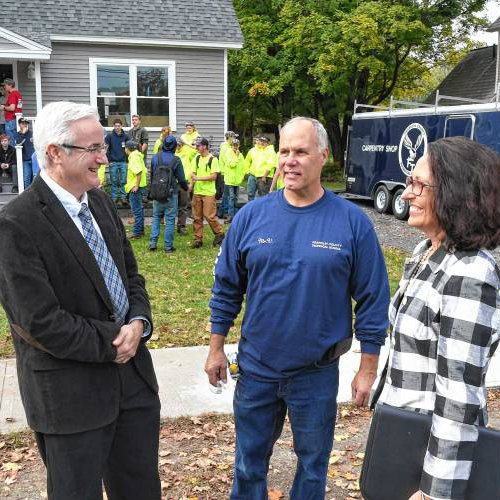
[398,123,428,176]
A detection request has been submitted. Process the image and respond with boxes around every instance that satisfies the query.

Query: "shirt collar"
[40,168,89,218]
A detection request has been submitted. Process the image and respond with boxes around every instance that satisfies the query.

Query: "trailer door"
[444,114,475,139]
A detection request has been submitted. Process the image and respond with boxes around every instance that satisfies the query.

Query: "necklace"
[398,245,434,307]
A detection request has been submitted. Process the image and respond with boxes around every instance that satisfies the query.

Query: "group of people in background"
[96,118,284,254]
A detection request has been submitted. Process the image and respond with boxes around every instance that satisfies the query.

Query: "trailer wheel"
[374,185,392,214]
[392,188,409,220]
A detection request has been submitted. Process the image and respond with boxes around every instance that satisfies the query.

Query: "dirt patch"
[2,390,499,500]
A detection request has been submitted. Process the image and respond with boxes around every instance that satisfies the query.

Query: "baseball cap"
[232,138,240,145]
[196,137,209,147]
[18,117,29,125]
[2,78,14,86]
[125,140,138,150]
[185,121,195,127]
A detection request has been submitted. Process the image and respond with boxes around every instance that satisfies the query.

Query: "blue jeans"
[150,195,178,250]
[4,120,16,146]
[128,189,144,236]
[231,361,339,500]
[109,161,127,201]
[227,185,239,218]
[247,175,257,202]
[218,184,229,216]
[23,160,33,189]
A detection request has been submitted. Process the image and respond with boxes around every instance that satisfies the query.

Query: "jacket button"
[109,314,117,321]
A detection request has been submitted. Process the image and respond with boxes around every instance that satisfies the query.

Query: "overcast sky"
[473,0,500,44]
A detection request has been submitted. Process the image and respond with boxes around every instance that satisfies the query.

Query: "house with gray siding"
[0,0,242,198]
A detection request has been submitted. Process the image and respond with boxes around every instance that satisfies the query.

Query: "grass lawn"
[0,225,407,358]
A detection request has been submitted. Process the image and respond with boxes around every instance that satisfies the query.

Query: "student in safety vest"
[245,136,269,202]
[125,140,147,239]
[152,126,172,155]
[188,137,224,248]
[258,136,276,196]
[218,130,238,219]
[223,138,245,223]
[180,121,200,162]
[175,138,192,236]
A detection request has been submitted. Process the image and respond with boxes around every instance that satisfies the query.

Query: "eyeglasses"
[61,143,108,154]
[405,176,437,196]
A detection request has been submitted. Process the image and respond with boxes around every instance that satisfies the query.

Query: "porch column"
[35,61,43,114]
[15,145,24,194]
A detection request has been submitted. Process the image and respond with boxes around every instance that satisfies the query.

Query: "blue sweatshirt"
[150,135,189,193]
[15,130,34,161]
[210,189,389,380]
[105,129,128,163]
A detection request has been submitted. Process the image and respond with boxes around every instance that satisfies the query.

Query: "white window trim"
[89,57,176,132]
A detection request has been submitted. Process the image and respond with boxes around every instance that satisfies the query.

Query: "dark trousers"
[177,187,189,229]
[35,362,161,500]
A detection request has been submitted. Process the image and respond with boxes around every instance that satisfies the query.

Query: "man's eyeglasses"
[61,143,108,154]
[405,176,437,196]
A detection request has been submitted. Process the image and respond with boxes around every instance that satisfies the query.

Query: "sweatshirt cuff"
[360,341,381,355]
[210,322,230,336]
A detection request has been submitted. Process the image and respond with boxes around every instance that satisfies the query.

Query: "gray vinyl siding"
[0,37,24,50]
[16,61,37,117]
[38,43,225,148]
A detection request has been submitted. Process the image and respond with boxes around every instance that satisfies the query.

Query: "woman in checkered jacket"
[378,136,500,500]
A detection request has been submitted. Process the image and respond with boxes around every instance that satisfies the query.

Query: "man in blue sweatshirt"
[206,117,390,500]
[105,118,129,206]
[149,135,189,252]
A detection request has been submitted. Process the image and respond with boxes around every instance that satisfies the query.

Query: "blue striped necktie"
[78,203,129,324]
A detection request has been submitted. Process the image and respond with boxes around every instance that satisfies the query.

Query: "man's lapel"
[32,176,115,313]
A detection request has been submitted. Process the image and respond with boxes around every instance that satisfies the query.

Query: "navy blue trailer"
[344,99,500,219]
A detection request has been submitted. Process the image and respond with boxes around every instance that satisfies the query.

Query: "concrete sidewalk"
[1,342,499,434]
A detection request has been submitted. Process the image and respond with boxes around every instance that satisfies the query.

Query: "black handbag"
[360,403,500,500]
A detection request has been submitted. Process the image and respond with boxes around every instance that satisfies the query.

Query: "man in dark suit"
[0,101,161,500]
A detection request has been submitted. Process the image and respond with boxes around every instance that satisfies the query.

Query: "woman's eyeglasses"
[405,176,436,196]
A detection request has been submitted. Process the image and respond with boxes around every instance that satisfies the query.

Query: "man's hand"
[351,352,379,407]
[188,183,193,193]
[113,320,143,364]
[205,334,227,387]
[409,491,427,500]
[131,185,138,193]
[191,175,198,182]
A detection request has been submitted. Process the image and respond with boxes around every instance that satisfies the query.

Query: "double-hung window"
[89,58,176,130]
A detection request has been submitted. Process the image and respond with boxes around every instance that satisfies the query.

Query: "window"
[90,59,176,130]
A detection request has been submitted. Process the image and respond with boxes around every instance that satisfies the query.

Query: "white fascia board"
[51,34,243,50]
[0,50,51,60]
[0,27,51,52]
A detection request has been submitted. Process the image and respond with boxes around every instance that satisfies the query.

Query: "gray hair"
[33,101,100,169]
[281,116,329,153]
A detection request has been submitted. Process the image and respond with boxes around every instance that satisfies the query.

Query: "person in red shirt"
[0,78,22,146]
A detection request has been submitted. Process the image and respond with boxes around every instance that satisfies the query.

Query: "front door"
[0,64,13,84]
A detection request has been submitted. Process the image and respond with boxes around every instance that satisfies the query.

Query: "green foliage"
[229,0,489,161]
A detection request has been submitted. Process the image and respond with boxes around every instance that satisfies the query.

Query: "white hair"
[281,116,329,153]
[33,101,100,169]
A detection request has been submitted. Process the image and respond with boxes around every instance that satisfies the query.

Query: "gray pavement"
[1,341,499,434]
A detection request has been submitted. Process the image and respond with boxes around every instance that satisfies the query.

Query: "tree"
[229,0,489,164]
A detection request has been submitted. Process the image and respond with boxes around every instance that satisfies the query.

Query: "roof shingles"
[5,0,243,48]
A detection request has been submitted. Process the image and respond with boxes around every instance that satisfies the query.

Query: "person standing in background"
[105,118,129,206]
[14,117,35,189]
[0,78,22,146]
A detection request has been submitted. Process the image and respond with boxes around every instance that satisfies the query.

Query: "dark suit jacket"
[0,175,158,434]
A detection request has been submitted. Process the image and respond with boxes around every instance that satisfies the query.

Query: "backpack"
[149,154,176,202]
[195,155,224,199]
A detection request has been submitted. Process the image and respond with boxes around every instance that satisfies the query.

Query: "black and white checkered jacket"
[379,239,500,500]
